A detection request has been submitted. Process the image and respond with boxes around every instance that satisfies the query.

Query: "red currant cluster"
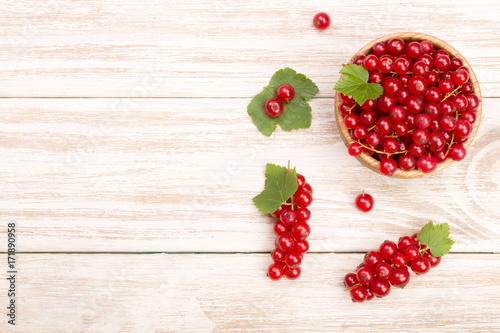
[341,38,480,175]
[344,233,441,302]
[267,174,313,281]
[264,84,295,118]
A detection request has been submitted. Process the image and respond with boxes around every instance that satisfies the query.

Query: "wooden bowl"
[334,32,482,178]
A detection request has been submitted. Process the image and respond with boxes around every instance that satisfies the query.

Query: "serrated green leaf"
[417,221,455,257]
[334,64,383,105]
[247,68,318,136]
[252,163,298,214]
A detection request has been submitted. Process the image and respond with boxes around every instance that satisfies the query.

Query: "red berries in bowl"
[264,84,295,118]
[335,33,482,178]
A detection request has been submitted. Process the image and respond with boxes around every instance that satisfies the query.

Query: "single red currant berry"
[432,49,449,60]
[391,252,407,267]
[339,93,354,104]
[390,105,406,121]
[353,125,368,140]
[275,234,295,251]
[344,273,359,288]
[398,153,417,171]
[353,55,366,66]
[372,42,387,56]
[394,121,409,137]
[394,57,410,75]
[359,110,377,127]
[295,207,310,222]
[426,71,440,86]
[433,149,448,163]
[356,266,375,285]
[375,262,392,279]
[406,41,423,58]
[412,61,429,76]
[418,54,434,68]
[411,233,422,248]
[440,115,457,132]
[378,94,396,112]
[406,95,425,114]
[428,131,446,152]
[378,57,394,73]
[398,236,415,252]
[439,100,456,116]
[273,221,289,236]
[461,111,476,124]
[364,251,383,269]
[280,209,297,226]
[465,93,480,111]
[291,222,310,241]
[350,286,368,303]
[434,55,451,71]
[294,239,309,254]
[271,248,286,263]
[303,183,313,195]
[382,138,399,154]
[284,266,301,280]
[379,158,398,176]
[425,102,441,119]
[415,113,432,129]
[264,98,284,117]
[267,263,285,281]
[461,82,473,94]
[417,154,438,173]
[425,86,443,103]
[360,99,377,111]
[409,143,425,158]
[387,38,406,56]
[421,40,434,54]
[344,113,360,130]
[452,94,469,112]
[450,57,463,71]
[383,77,403,96]
[379,241,398,260]
[296,174,306,189]
[363,54,379,71]
[452,68,469,85]
[405,245,419,261]
[276,84,295,103]
[370,71,384,84]
[294,189,312,207]
[348,142,363,157]
[376,116,394,135]
[355,192,374,212]
[389,267,411,287]
[408,76,428,96]
[410,256,431,274]
[423,250,442,268]
[313,12,331,30]
[454,119,472,138]
[449,144,467,161]
[370,279,391,297]
[284,251,302,269]
[412,128,430,145]
[339,102,354,117]
[439,79,455,94]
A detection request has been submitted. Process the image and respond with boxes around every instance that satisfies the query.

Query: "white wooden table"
[1,1,499,332]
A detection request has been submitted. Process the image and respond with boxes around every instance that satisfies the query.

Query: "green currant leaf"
[252,163,298,214]
[417,221,455,257]
[247,68,318,136]
[334,64,384,105]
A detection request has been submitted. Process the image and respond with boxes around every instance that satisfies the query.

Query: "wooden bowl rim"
[334,32,482,179]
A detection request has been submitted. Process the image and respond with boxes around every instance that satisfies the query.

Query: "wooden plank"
[0,97,498,252]
[0,253,499,332]
[0,0,499,97]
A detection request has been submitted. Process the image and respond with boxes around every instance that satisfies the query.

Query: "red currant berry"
[294,239,309,254]
[417,154,437,173]
[460,110,476,124]
[276,84,295,103]
[418,54,434,68]
[433,149,448,163]
[425,102,441,119]
[440,115,457,132]
[439,100,456,116]
[425,86,443,103]
[366,132,382,147]
[415,113,432,129]
[411,233,422,248]
[284,266,301,280]
[267,263,285,281]
[353,125,368,140]
[449,144,467,161]
[432,49,449,60]
[410,256,431,274]
[359,110,377,127]
[439,79,455,94]
[271,248,286,263]
[451,68,469,85]
[450,57,463,71]
[426,71,440,86]
[412,128,430,145]
[264,98,284,117]
[294,190,312,208]
[461,82,473,94]
[382,138,399,154]
[370,71,384,84]
[366,288,375,301]
[344,272,359,288]
[355,192,374,212]
[313,12,330,30]
[275,234,295,251]
[271,204,286,218]
[348,142,363,157]
[363,54,379,71]
[383,77,403,96]
[339,102,354,116]
[389,267,410,287]
[303,183,313,195]
[394,57,410,74]
[398,236,415,252]
[406,41,423,58]
[434,55,451,71]
[411,61,429,76]
[344,113,360,130]
[398,153,416,171]
[390,105,406,121]
[356,266,375,285]
[350,285,368,303]
[273,221,289,236]
[376,116,393,135]
[409,143,425,158]
[370,279,391,297]
[387,38,406,56]
[394,120,409,136]
[452,94,468,112]
[280,209,297,226]
[284,251,302,269]
[378,57,394,73]
[428,131,446,152]
[375,262,392,279]
[454,119,471,138]
[340,93,354,104]
[422,250,442,268]
[408,76,428,96]
[465,93,480,111]
[296,174,306,189]
[360,99,377,111]
[295,207,310,222]
[405,245,419,261]
[406,95,425,114]
[372,42,387,56]
[379,241,398,260]
[379,158,398,176]
[391,252,407,267]
[421,40,434,54]
[353,55,366,66]
[291,222,310,241]
[378,94,396,112]
[364,251,383,269]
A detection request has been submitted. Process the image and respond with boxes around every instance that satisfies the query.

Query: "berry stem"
[356,141,408,155]
[440,85,462,102]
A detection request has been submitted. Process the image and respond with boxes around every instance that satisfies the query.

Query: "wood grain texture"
[0,253,499,333]
[0,0,500,97]
[0,97,498,252]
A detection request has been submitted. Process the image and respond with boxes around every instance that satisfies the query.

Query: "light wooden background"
[0,0,499,332]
